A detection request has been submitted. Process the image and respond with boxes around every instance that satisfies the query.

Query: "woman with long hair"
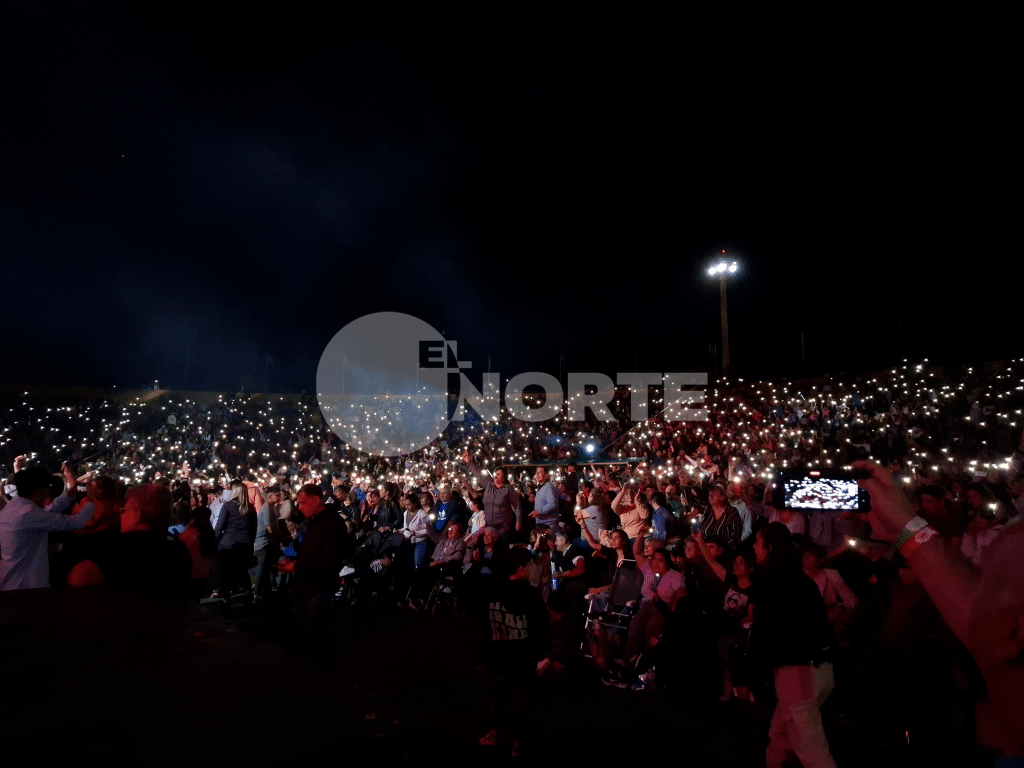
[751,522,837,768]
[213,480,255,606]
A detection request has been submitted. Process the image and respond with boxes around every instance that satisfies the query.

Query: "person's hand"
[537,657,552,675]
[528,510,539,517]
[852,460,915,543]
[461,451,471,465]
[13,455,28,473]
[61,461,76,490]
[516,520,522,532]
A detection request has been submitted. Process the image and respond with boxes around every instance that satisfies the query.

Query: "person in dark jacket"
[213,480,255,606]
[478,546,551,759]
[751,522,837,768]
[275,484,347,668]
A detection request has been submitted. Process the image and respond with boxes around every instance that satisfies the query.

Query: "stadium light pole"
[707,253,739,377]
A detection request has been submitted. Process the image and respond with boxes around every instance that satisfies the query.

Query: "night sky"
[2,9,1015,395]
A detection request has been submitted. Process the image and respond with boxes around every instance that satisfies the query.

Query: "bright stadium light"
[707,251,741,376]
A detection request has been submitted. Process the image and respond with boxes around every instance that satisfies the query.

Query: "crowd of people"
[2,357,1024,766]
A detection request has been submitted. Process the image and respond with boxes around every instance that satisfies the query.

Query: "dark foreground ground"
[0,587,986,768]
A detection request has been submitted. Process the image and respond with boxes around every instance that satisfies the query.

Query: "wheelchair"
[582,559,644,663]
[423,562,464,618]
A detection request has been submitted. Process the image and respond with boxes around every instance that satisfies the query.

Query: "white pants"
[766,662,837,768]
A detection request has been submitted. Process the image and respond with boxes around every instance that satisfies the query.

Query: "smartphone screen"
[776,470,867,512]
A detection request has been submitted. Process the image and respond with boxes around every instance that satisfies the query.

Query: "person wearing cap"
[0,462,94,590]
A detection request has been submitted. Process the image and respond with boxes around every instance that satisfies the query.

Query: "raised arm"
[693,528,726,581]
[854,459,979,644]
[633,533,647,567]
[578,506,601,550]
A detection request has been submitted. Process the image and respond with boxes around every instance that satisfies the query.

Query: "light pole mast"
[707,252,739,378]
[719,272,730,374]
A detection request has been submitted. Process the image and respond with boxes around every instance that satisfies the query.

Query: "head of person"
[446,520,463,540]
[228,480,252,514]
[609,529,628,551]
[506,546,534,581]
[754,522,800,575]
[365,488,380,506]
[708,485,727,507]
[650,548,674,575]
[438,484,452,502]
[419,492,433,511]
[534,466,549,485]
[188,504,212,528]
[87,475,116,503]
[492,468,507,487]
[530,523,550,545]
[705,535,728,562]
[482,526,499,548]
[295,483,326,519]
[554,532,572,552]
[121,483,172,532]
[651,492,667,509]
[470,496,484,514]
[403,492,419,510]
[733,550,755,577]
[382,482,399,502]
[918,485,946,515]
[965,482,988,511]
[644,536,665,559]
[683,536,702,563]
[801,542,828,571]
[12,466,58,506]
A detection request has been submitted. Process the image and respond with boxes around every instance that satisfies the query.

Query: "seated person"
[584,528,632,607]
[412,520,466,608]
[462,527,509,613]
[801,541,859,632]
[604,539,685,686]
[551,531,588,620]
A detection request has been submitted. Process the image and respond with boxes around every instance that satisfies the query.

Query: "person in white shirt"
[0,463,94,590]
[802,542,858,632]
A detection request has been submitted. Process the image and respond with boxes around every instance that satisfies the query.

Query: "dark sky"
[1,9,1015,394]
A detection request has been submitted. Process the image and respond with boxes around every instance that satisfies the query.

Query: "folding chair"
[583,559,644,655]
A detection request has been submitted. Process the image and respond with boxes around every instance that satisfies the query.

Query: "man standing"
[1,463,94,590]
[275,484,347,667]
[530,466,560,533]
[429,483,468,537]
[463,452,521,536]
[253,487,281,602]
[478,546,551,759]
